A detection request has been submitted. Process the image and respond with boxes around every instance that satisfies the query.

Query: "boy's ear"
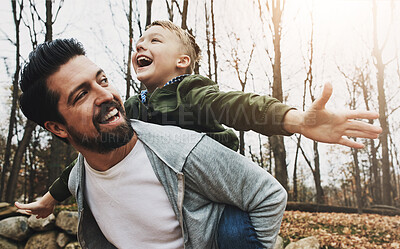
[44,121,68,139]
[177,55,191,69]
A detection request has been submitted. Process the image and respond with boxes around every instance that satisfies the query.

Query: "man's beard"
[68,100,134,154]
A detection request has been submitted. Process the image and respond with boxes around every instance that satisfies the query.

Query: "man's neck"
[78,134,138,171]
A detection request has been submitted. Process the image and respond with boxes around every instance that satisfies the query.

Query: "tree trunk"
[45,0,73,191]
[181,0,188,30]
[292,136,301,202]
[28,141,37,202]
[5,120,36,203]
[210,0,218,84]
[313,141,324,204]
[271,136,287,190]
[351,148,363,214]
[239,131,245,156]
[125,0,133,99]
[146,0,153,27]
[1,0,23,202]
[45,0,52,42]
[47,135,66,189]
[205,2,212,79]
[270,0,288,191]
[372,0,391,206]
[166,0,174,21]
[359,78,381,204]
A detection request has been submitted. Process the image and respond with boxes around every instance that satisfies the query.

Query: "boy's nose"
[136,41,147,52]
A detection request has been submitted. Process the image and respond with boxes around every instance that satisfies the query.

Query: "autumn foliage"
[280,211,400,249]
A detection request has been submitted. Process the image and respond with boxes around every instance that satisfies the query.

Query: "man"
[18,38,287,248]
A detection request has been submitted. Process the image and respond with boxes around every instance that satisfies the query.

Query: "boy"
[16,20,381,217]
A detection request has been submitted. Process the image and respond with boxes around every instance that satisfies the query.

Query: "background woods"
[0,0,400,214]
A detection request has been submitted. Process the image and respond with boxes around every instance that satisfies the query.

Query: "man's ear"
[177,55,191,69]
[44,121,68,138]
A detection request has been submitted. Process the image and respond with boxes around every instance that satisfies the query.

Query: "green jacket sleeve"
[178,75,294,136]
[48,158,77,202]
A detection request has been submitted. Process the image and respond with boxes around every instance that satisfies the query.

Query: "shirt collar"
[140,74,190,104]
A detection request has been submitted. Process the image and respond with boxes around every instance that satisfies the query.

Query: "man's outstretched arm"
[15,192,58,218]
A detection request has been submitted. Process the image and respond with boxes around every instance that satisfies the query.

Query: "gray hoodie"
[69,119,287,249]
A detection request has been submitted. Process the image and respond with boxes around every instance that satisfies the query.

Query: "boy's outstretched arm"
[15,192,58,218]
[283,83,382,149]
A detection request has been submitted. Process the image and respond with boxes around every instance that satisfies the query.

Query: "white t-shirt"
[84,140,184,249]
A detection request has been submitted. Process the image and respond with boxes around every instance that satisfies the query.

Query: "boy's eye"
[151,38,160,43]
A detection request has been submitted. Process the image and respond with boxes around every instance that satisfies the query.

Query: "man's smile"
[100,107,120,124]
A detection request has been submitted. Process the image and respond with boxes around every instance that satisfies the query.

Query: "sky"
[0,0,399,188]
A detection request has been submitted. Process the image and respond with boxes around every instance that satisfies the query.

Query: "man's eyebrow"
[67,69,104,106]
[96,69,104,78]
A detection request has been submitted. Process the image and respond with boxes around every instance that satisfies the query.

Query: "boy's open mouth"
[137,56,153,67]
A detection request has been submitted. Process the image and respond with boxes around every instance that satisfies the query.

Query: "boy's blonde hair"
[146,20,201,73]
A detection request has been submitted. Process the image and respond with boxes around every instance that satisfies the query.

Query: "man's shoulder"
[68,154,84,197]
[130,120,205,170]
[131,119,204,145]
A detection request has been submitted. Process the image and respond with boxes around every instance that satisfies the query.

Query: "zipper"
[177,171,187,248]
[77,208,86,248]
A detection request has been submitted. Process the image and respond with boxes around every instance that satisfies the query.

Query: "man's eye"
[100,77,109,85]
[75,91,87,103]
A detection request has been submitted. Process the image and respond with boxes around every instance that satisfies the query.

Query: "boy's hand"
[283,83,382,149]
[15,192,57,219]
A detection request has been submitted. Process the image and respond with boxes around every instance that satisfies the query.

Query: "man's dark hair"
[19,38,86,130]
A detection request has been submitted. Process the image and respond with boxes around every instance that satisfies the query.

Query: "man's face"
[132,25,188,91]
[47,55,133,153]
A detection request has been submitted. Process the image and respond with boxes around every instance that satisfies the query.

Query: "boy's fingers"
[346,120,383,134]
[313,83,333,109]
[338,137,365,149]
[345,110,380,120]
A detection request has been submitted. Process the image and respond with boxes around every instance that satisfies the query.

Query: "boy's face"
[133,26,190,91]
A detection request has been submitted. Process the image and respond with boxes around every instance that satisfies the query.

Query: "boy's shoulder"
[178,74,217,91]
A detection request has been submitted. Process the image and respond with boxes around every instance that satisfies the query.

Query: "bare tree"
[125,0,134,99]
[165,0,175,21]
[229,35,255,155]
[372,0,392,206]
[345,79,364,213]
[257,0,288,190]
[5,0,65,203]
[204,2,212,79]
[0,0,24,201]
[210,0,218,83]
[146,0,153,27]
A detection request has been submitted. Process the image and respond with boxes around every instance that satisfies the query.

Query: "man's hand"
[15,191,58,219]
[283,83,382,149]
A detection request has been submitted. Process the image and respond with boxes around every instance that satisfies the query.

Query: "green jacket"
[49,74,293,202]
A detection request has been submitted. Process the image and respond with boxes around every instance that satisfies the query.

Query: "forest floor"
[280,211,400,249]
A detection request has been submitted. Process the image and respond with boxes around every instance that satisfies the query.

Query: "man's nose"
[94,85,114,106]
